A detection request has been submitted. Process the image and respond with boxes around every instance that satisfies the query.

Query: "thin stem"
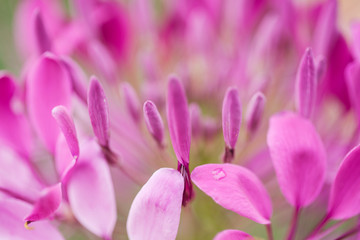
[266,223,274,240]
[307,214,331,239]
[335,226,360,240]
[286,206,301,240]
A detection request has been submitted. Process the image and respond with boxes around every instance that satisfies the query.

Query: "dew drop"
[212,168,226,180]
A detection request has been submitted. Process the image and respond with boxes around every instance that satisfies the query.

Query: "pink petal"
[345,62,360,125]
[295,48,316,118]
[127,168,184,240]
[27,53,72,154]
[191,163,272,224]
[351,22,360,61]
[0,198,64,240]
[222,87,242,149]
[60,57,88,103]
[121,82,141,123]
[166,76,191,165]
[52,106,79,160]
[214,229,254,240]
[143,100,165,147]
[328,144,360,220]
[0,73,33,158]
[24,183,62,223]
[87,41,116,82]
[33,9,51,55]
[267,112,326,207]
[55,135,75,178]
[67,140,116,239]
[312,0,337,56]
[87,76,110,147]
[245,92,266,135]
[190,103,202,138]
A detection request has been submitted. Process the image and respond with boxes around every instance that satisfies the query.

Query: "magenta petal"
[24,183,62,223]
[52,105,79,160]
[345,62,360,125]
[191,163,272,224]
[190,103,202,138]
[87,76,110,147]
[55,135,75,178]
[143,100,165,147]
[312,0,337,56]
[0,73,33,158]
[166,76,191,165]
[245,92,266,135]
[121,82,141,122]
[267,112,326,207]
[328,144,360,220]
[214,229,254,240]
[33,9,51,55]
[0,198,64,240]
[60,57,88,103]
[127,168,184,240]
[295,48,316,118]
[67,140,116,239]
[27,53,72,153]
[222,87,242,149]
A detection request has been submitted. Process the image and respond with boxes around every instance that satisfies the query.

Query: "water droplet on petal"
[212,168,226,180]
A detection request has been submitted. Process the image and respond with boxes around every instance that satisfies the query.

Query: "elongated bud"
[167,76,193,205]
[222,87,241,163]
[24,183,62,225]
[295,48,316,119]
[33,9,51,55]
[121,82,141,123]
[143,100,165,147]
[52,105,79,160]
[345,62,360,125]
[167,76,191,166]
[88,76,110,147]
[245,92,266,136]
[214,230,254,240]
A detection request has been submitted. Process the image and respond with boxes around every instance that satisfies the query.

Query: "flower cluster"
[0,0,360,240]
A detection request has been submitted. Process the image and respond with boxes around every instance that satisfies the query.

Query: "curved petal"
[127,168,184,240]
[267,112,326,207]
[52,105,79,159]
[166,76,191,165]
[0,198,64,240]
[345,62,360,125]
[87,76,110,147]
[191,163,272,224]
[24,183,62,223]
[214,229,254,240]
[27,53,72,153]
[245,92,265,135]
[67,140,116,239]
[328,144,360,220]
[0,73,33,158]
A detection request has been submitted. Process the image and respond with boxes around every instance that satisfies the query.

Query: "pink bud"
[87,76,110,147]
[189,103,202,138]
[24,183,62,224]
[52,105,79,160]
[328,144,360,220]
[127,168,184,240]
[316,56,326,82]
[214,230,254,240]
[245,92,266,135]
[121,82,141,123]
[222,87,241,162]
[33,9,51,55]
[295,48,316,118]
[166,76,191,166]
[191,163,272,224]
[143,100,165,147]
[267,112,326,208]
[27,52,72,153]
